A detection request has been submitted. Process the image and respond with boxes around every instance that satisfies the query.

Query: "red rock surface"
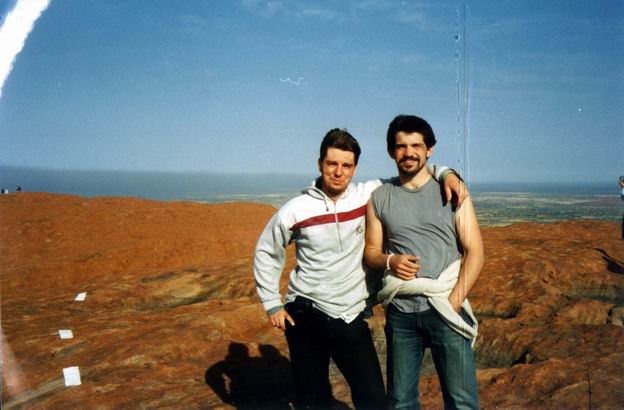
[1,193,623,409]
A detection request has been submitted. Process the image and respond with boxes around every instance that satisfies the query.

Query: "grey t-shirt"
[371,177,462,312]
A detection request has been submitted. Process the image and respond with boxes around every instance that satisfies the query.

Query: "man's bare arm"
[364,199,420,280]
[448,196,484,312]
[442,172,469,209]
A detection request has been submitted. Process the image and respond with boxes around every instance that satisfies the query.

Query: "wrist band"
[386,253,394,272]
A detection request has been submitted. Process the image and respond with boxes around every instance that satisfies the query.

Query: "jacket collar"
[302,177,354,202]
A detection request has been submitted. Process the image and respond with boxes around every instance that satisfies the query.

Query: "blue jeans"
[385,304,479,409]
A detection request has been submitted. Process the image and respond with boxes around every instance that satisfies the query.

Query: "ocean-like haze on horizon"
[1,166,621,227]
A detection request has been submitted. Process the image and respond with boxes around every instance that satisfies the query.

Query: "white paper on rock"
[58,329,73,339]
[63,366,81,386]
[74,292,87,301]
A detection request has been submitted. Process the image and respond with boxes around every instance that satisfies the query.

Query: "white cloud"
[397,9,424,24]
[241,0,347,21]
[241,0,289,17]
[0,0,51,100]
[240,0,452,29]
[351,0,395,12]
[174,13,211,36]
[399,54,426,65]
[300,8,338,20]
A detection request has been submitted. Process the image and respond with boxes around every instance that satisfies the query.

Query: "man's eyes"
[326,162,353,168]
[396,144,424,150]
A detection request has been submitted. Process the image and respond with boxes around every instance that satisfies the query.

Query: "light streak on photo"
[0,0,51,99]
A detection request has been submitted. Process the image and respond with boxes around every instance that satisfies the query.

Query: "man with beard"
[253,128,466,409]
[365,115,483,409]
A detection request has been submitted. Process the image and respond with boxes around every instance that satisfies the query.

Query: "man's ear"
[388,149,395,159]
[317,158,322,173]
[426,146,434,159]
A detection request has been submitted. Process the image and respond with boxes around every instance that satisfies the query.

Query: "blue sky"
[0,0,622,183]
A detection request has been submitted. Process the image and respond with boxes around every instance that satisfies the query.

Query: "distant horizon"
[1,164,621,227]
[0,164,619,189]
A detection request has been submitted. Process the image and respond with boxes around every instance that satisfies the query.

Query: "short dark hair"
[386,115,437,151]
[319,128,361,165]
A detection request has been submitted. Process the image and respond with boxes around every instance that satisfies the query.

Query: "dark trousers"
[284,297,385,409]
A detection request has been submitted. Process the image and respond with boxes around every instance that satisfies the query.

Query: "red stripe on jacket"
[290,204,367,231]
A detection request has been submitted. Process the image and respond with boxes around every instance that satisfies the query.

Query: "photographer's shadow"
[205,342,294,409]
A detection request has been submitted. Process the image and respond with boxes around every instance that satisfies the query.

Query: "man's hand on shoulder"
[443,173,469,209]
[270,309,295,331]
[389,254,420,280]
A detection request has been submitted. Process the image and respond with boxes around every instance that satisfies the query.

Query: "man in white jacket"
[253,128,465,409]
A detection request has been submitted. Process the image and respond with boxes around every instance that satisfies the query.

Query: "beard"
[397,157,426,177]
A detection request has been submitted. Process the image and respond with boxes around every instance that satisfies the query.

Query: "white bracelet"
[386,253,394,272]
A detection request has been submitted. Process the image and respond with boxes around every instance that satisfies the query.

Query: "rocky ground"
[1,193,623,409]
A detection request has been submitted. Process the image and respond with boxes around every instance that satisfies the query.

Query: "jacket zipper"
[316,187,344,252]
[332,202,343,251]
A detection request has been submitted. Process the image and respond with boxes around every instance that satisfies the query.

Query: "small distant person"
[1,188,8,195]
[619,176,624,239]
[253,128,467,409]
[365,115,483,409]
[15,186,21,192]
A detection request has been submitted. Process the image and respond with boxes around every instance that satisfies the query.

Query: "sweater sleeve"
[253,211,292,315]
[428,163,447,181]
[427,164,461,183]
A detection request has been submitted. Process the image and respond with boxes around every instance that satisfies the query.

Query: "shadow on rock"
[595,248,624,274]
[205,342,294,409]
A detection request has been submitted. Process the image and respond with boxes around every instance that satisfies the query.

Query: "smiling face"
[318,147,357,200]
[390,131,433,178]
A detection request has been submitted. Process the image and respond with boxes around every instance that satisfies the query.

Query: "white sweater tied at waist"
[377,259,478,348]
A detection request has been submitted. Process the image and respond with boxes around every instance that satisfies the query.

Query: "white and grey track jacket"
[253,166,449,323]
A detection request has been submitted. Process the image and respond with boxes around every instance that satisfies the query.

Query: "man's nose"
[334,165,344,176]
